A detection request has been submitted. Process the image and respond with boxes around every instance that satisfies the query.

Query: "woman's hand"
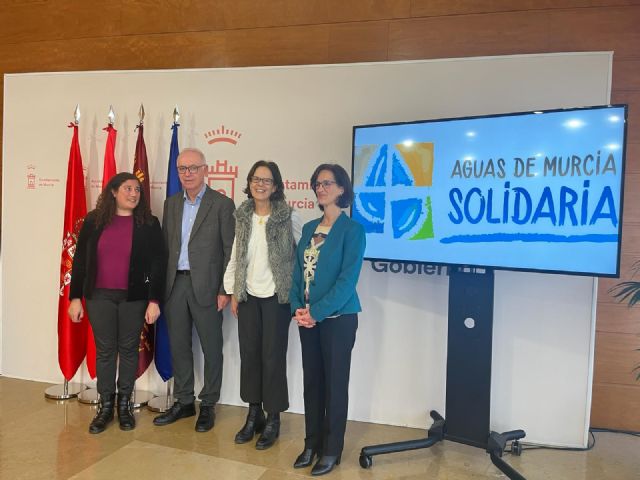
[230,295,239,318]
[294,308,317,328]
[68,299,84,323]
[145,302,161,324]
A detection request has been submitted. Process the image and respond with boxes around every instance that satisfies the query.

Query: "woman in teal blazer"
[290,164,365,476]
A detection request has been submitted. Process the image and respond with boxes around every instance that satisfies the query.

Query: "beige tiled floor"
[1,377,638,479]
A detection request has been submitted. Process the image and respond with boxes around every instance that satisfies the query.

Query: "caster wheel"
[512,441,523,456]
[359,454,373,469]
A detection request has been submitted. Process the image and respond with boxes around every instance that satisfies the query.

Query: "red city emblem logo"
[204,124,241,200]
[27,164,36,190]
[205,125,243,145]
[206,160,239,200]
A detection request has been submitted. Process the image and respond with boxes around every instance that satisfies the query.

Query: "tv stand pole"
[359,267,527,479]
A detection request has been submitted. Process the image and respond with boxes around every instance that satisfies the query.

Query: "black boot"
[89,394,115,434]
[117,393,135,431]
[311,454,341,476]
[255,412,280,450]
[293,448,320,468]
[235,403,266,444]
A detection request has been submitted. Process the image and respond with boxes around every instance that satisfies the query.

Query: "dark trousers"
[299,314,358,456]
[237,294,290,413]
[165,274,223,406]
[85,289,146,397]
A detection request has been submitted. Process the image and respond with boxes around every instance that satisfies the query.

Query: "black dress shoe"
[293,448,319,469]
[235,403,265,444]
[117,393,135,431]
[311,455,341,476]
[89,394,115,434]
[195,405,215,432]
[255,413,280,450]
[153,401,196,426]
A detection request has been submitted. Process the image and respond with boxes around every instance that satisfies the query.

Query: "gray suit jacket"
[163,186,236,307]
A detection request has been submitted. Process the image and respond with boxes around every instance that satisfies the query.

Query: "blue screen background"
[352,106,626,276]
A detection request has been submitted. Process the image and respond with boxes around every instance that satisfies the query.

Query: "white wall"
[1,52,611,446]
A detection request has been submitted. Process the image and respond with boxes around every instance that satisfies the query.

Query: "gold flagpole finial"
[73,104,81,125]
[108,105,115,125]
[138,103,145,125]
[173,106,180,124]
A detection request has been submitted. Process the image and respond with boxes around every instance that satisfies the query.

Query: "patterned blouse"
[303,224,332,306]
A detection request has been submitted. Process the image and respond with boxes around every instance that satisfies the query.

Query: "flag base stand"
[131,389,155,409]
[78,387,99,404]
[44,381,86,400]
[147,395,174,412]
[147,380,174,412]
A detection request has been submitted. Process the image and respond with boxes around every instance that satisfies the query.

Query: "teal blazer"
[290,212,366,322]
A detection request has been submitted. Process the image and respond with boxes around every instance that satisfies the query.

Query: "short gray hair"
[178,147,206,164]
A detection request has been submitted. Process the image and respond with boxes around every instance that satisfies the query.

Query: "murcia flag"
[133,123,154,377]
[58,123,88,380]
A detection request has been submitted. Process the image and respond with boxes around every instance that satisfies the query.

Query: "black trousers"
[85,289,146,397]
[165,274,224,406]
[299,314,358,456]
[237,294,291,413]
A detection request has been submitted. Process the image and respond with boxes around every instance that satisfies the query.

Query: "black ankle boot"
[311,454,341,476]
[117,393,135,431]
[293,448,319,468]
[255,412,280,450]
[235,403,266,444]
[89,394,115,434]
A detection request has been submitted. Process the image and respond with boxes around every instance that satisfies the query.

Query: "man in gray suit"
[153,147,235,432]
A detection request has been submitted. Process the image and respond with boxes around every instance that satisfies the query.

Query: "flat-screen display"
[351,105,627,277]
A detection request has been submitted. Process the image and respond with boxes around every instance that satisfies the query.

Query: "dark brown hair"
[243,160,286,201]
[94,172,152,227]
[310,164,354,210]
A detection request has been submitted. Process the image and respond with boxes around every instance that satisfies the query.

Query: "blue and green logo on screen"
[353,143,434,240]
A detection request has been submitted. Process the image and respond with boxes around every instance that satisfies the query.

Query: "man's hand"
[217,294,231,312]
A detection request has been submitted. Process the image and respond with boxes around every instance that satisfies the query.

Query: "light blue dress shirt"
[177,184,207,270]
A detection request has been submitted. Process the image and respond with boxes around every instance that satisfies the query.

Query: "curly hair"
[94,172,153,228]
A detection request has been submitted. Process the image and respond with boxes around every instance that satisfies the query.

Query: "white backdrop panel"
[2,52,611,446]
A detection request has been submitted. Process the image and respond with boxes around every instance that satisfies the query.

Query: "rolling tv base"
[359,410,444,468]
[359,268,527,479]
[359,411,526,480]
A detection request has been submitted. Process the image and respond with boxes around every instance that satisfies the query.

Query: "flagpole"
[131,102,156,409]
[148,106,180,413]
[78,105,117,406]
[45,105,88,400]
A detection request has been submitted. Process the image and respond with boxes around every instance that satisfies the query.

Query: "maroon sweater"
[95,215,133,290]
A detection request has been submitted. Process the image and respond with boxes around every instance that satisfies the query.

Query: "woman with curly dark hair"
[69,172,165,434]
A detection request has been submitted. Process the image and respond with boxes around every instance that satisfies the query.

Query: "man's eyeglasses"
[250,176,274,186]
[313,180,337,190]
[177,164,205,174]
